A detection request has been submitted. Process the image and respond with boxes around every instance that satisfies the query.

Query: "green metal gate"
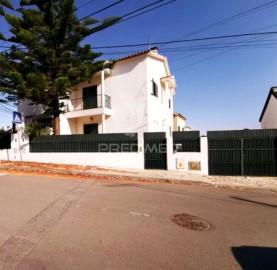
[208,129,277,176]
[144,132,167,170]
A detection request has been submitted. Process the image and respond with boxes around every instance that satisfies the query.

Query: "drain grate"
[171,213,211,231]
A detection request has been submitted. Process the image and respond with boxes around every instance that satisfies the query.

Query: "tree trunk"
[53,113,60,135]
[52,98,60,135]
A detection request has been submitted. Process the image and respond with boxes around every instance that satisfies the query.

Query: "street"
[0,173,276,270]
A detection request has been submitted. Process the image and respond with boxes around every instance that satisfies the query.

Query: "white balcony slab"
[65,107,113,119]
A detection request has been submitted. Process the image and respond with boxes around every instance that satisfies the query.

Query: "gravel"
[0,160,276,191]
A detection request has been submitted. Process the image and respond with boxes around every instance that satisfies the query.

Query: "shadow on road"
[103,181,275,207]
[232,246,277,270]
[231,196,277,208]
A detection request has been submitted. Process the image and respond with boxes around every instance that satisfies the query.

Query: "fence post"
[240,138,244,176]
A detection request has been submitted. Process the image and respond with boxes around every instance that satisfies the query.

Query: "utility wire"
[0,0,173,53]
[0,0,99,45]
[161,0,277,47]
[160,37,277,53]
[82,23,277,57]
[172,32,277,72]
[167,23,277,60]
[98,38,277,56]
[0,104,13,113]
[0,0,125,47]
[114,0,175,25]
[79,0,124,21]
[78,0,174,24]
[173,50,232,72]
[77,0,97,10]
[92,31,277,49]
[168,24,277,69]
[116,0,173,21]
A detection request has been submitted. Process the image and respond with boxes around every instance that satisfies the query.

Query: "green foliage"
[0,0,119,134]
[0,127,7,134]
[0,0,13,16]
[24,120,52,138]
[0,0,13,40]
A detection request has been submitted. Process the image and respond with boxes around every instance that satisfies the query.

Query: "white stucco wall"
[104,57,149,133]
[261,96,277,128]
[167,136,208,175]
[146,57,174,136]
[0,132,144,170]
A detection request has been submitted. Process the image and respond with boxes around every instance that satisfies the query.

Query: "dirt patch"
[0,160,276,191]
[0,161,211,187]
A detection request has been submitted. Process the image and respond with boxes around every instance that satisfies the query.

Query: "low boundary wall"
[0,132,208,174]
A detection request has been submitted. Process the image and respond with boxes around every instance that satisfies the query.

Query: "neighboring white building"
[19,48,176,136]
[259,86,277,129]
[173,112,186,131]
[173,112,191,131]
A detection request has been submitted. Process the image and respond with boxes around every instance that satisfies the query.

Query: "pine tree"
[0,0,13,40]
[0,0,13,16]
[0,0,120,134]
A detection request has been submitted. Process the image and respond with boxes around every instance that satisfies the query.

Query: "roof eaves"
[116,47,158,62]
[173,112,187,120]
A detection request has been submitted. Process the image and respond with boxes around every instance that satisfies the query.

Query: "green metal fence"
[172,131,200,152]
[208,129,277,176]
[0,133,11,149]
[30,133,138,153]
[144,132,167,169]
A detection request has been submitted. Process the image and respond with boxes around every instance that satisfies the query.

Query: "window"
[83,85,97,110]
[84,123,98,134]
[152,79,158,97]
[178,126,180,131]
[169,99,171,109]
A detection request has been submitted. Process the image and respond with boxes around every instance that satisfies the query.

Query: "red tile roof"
[174,112,187,120]
[117,47,158,62]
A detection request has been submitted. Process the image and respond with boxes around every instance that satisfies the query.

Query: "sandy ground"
[0,160,276,191]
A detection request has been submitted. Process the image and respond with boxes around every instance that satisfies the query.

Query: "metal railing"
[68,95,111,111]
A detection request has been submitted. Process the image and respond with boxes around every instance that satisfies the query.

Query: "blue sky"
[0,0,276,134]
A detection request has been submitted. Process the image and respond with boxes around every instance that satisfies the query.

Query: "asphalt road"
[0,173,276,270]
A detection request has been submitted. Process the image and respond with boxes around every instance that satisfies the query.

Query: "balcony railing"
[68,95,111,112]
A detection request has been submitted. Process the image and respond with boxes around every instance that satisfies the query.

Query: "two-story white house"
[19,47,176,136]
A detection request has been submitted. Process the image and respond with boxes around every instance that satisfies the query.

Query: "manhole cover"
[171,213,211,231]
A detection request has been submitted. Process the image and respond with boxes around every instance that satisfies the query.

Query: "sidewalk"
[0,160,276,191]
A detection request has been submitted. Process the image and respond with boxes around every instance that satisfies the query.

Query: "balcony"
[65,95,112,119]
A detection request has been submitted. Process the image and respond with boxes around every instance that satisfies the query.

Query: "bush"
[25,120,52,139]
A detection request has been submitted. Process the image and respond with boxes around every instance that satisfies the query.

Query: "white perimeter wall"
[0,133,144,170]
[167,136,208,175]
[0,133,209,174]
